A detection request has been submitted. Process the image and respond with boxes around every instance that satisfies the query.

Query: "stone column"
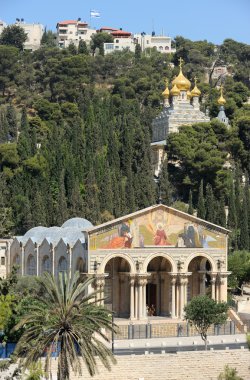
[210,273,217,301]
[68,245,72,280]
[218,272,231,302]
[51,244,55,277]
[130,277,135,320]
[176,280,180,318]
[20,244,24,276]
[35,244,39,276]
[135,279,138,319]
[156,273,160,315]
[199,271,206,295]
[142,279,146,318]
[171,276,176,318]
[96,276,105,306]
[138,279,143,319]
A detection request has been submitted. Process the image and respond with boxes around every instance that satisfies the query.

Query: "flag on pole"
[90,10,101,18]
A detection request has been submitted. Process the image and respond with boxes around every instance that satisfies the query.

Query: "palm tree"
[13,272,116,379]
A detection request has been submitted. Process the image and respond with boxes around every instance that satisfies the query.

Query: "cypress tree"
[205,183,215,223]
[78,40,88,55]
[197,180,206,219]
[216,196,226,228]
[239,185,249,250]
[188,190,194,215]
[83,165,101,224]
[56,171,68,225]
[227,180,237,229]
[159,159,172,205]
[6,104,17,140]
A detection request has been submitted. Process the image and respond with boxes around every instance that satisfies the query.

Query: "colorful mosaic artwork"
[89,208,226,250]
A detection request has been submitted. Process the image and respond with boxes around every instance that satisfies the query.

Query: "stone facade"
[8,204,230,323]
[88,204,230,322]
[47,350,250,380]
[0,239,12,278]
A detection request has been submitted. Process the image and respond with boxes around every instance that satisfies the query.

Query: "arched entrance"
[188,256,212,300]
[146,256,172,317]
[104,256,131,318]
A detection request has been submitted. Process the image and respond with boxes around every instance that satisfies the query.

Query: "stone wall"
[49,349,250,380]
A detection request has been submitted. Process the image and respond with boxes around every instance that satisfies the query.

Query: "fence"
[109,321,237,340]
[0,343,16,359]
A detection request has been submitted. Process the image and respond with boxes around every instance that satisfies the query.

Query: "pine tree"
[188,190,194,215]
[197,180,206,219]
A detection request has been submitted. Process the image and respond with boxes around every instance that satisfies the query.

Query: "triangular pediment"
[89,204,228,250]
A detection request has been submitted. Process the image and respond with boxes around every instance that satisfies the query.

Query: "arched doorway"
[146,256,172,317]
[188,256,212,300]
[104,256,130,318]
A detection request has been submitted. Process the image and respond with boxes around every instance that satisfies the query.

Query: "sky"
[1,0,250,44]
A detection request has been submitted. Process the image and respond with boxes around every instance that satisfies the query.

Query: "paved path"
[113,333,247,350]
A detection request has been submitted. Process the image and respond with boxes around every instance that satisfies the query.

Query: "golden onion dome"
[170,84,180,96]
[191,77,201,97]
[218,85,226,105]
[172,57,191,91]
[162,79,170,98]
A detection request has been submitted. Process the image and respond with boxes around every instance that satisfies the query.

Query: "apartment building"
[101,27,175,55]
[0,20,44,51]
[134,33,175,53]
[100,27,135,54]
[56,20,96,48]
[0,20,7,35]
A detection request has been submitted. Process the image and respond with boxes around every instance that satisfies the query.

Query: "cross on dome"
[178,57,184,69]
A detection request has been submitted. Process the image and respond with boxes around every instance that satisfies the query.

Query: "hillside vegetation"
[0,34,249,253]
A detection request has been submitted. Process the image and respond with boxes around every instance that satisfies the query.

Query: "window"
[159,46,163,50]
[42,256,51,273]
[27,254,36,276]
[105,43,114,50]
[165,46,169,50]
[116,39,119,43]
[1,256,5,266]
[58,257,67,273]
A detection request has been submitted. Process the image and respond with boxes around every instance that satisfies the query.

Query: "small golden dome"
[170,84,180,96]
[191,77,201,97]
[162,79,170,98]
[218,85,226,105]
[172,57,191,91]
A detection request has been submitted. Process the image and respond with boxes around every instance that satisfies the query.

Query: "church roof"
[17,217,93,246]
[88,204,230,235]
[61,217,93,229]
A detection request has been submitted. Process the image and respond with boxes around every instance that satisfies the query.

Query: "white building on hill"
[0,20,44,51]
[56,20,96,48]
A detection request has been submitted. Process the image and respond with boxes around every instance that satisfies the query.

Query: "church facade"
[151,59,210,176]
[8,204,230,321]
